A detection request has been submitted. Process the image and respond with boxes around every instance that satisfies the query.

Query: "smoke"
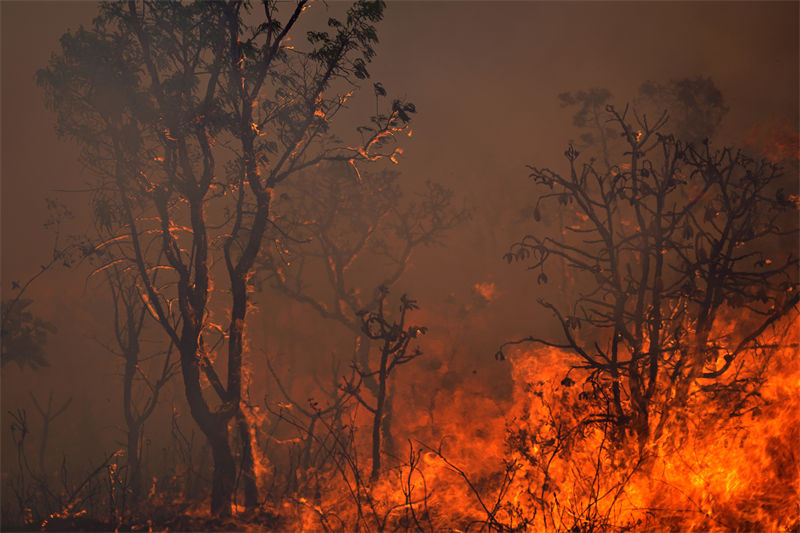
[1,1,797,528]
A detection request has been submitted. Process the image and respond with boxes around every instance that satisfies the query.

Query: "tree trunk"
[236,411,259,509]
[358,334,395,478]
[179,333,236,517]
[123,342,143,509]
[370,400,384,482]
[628,370,651,454]
[126,424,142,509]
[381,392,395,459]
[370,347,389,482]
[207,421,236,517]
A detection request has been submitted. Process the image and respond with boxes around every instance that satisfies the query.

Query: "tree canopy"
[37,0,413,515]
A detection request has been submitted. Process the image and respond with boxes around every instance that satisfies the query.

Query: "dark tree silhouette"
[558,77,728,169]
[1,200,77,370]
[38,0,411,515]
[29,391,72,474]
[259,163,466,454]
[636,76,728,144]
[502,103,799,450]
[342,287,426,481]
[1,300,56,371]
[92,262,178,509]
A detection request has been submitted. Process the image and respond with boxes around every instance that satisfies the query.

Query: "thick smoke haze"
[1,1,797,529]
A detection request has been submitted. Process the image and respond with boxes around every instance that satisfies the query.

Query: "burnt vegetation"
[1,2,798,532]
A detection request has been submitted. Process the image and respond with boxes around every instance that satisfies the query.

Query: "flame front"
[266,313,798,532]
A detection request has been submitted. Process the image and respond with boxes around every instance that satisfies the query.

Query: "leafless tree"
[29,391,72,474]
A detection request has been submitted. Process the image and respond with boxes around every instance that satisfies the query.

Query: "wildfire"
[263,312,799,532]
[747,117,800,165]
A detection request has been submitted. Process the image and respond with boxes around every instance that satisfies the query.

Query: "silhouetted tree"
[503,103,799,450]
[342,287,426,481]
[38,0,411,516]
[92,261,178,509]
[1,300,56,371]
[636,76,728,145]
[28,391,72,474]
[259,163,466,454]
[264,356,351,495]
[558,77,728,169]
[1,200,77,370]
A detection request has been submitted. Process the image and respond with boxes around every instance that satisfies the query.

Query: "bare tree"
[28,391,72,474]
[558,77,728,169]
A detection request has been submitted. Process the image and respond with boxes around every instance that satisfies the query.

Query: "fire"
[8,242,796,532]
[747,117,800,165]
[485,316,797,531]
[271,313,799,532]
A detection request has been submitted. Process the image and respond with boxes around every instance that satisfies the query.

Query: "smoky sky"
[1,1,798,470]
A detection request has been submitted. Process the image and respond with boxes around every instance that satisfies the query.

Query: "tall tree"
[38,0,411,515]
